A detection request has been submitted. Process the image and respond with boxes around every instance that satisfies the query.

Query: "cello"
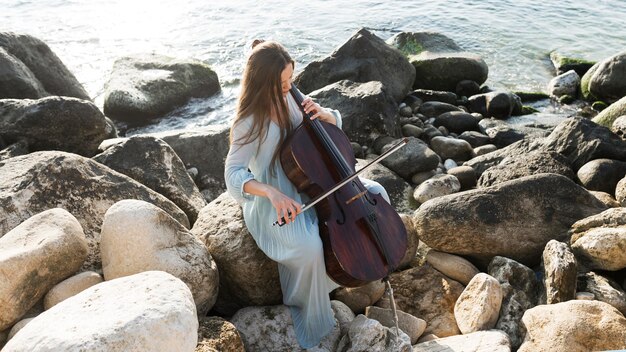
[279,83,408,288]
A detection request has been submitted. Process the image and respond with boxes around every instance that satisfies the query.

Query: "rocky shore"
[1,28,626,351]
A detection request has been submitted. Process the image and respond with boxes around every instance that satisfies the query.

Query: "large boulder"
[0,97,112,156]
[3,271,198,352]
[477,150,574,187]
[0,151,189,270]
[518,300,626,352]
[190,193,282,315]
[104,54,220,124]
[309,80,399,145]
[294,28,415,103]
[581,50,626,103]
[414,173,607,266]
[379,264,464,337]
[0,209,87,331]
[0,32,90,100]
[101,200,219,314]
[94,136,206,224]
[570,208,626,271]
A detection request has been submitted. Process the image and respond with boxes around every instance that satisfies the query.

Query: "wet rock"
[542,240,577,304]
[550,51,595,76]
[478,118,548,148]
[570,208,626,271]
[548,70,580,98]
[592,96,626,128]
[581,50,626,104]
[456,80,481,97]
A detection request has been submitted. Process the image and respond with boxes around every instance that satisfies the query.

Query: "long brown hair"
[230,40,294,170]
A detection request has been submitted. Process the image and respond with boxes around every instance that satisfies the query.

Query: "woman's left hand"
[302,97,336,125]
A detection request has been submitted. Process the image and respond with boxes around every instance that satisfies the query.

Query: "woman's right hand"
[266,187,302,225]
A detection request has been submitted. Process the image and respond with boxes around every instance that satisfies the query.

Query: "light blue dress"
[224,93,389,349]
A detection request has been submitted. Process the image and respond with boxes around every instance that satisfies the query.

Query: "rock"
[414,173,607,266]
[190,193,282,315]
[488,256,539,350]
[518,300,626,352]
[410,51,488,92]
[386,31,461,55]
[365,306,426,344]
[589,190,621,208]
[429,136,474,161]
[295,28,415,103]
[550,52,595,76]
[454,273,502,334]
[104,54,220,124]
[355,158,414,214]
[426,250,479,285]
[478,118,548,148]
[2,271,198,352]
[576,292,595,300]
[43,271,103,310]
[0,151,189,270]
[398,214,419,270]
[7,318,34,341]
[413,330,511,352]
[469,92,522,119]
[593,96,626,128]
[548,70,580,97]
[456,80,481,98]
[409,89,458,105]
[0,209,87,331]
[443,159,457,170]
[0,97,111,156]
[542,240,577,304]
[101,199,218,314]
[379,264,463,337]
[231,304,342,351]
[617,176,626,206]
[612,115,626,139]
[413,174,461,205]
[401,124,423,138]
[93,136,206,224]
[411,170,437,185]
[581,50,626,103]
[474,144,497,156]
[0,32,90,100]
[418,101,462,119]
[570,208,626,271]
[380,137,440,179]
[0,139,28,162]
[336,314,411,352]
[331,300,357,335]
[310,80,399,145]
[433,111,478,134]
[196,316,245,352]
[576,158,626,194]
[477,150,574,187]
[332,280,386,314]
[421,125,444,142]
[447,165,477,190]
[577,271,626,315]
[416,333,438,343]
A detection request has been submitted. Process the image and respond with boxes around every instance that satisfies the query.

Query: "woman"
[224,40,390,349]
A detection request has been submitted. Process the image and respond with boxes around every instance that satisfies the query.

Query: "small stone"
[44,271,103,310]
[576,292,595,300]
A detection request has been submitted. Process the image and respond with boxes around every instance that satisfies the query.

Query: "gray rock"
[611,115,626,139]
[3,271,199,352]
[93,136,206,224]
[0,140,28,162]
[550,51,595,76]
[295,28,415,103]
[190,193,282,315]
[418,101,462,119]
[617,176,626,206]
[336,314,411,352]
[355,158,414,213]
[0,209,88,331]
[332,280,385,314]
[380,137,440,180]
[456,80,481,97]
[414,173,607,266]
[488,256,539,350]
[478,150,574,187]
[410,51,488,92]
[434,111,478,134]
[310,80,399,145]
[548,70,580,98]
[401,124,423,138]
[413,174,461,205]
[429,136,474,161]
[0,97,111,156]
[447,165,477,190]
[578,271,626,315]
[469,91,522,119]
[474,144,498,156]
[386,31,461,55]
[365,306,426,345]
[542,240,577,304]
[0,151,189,270]
[104,54,220,124]
[478,118,548,148]
[409,89,458,105]
[0,32,90,100]
[576,158,626,195]
[581,50,626,103]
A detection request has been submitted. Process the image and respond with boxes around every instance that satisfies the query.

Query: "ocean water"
[2,0,626,134]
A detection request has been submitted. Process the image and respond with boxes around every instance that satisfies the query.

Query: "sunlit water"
[2,0,626,135]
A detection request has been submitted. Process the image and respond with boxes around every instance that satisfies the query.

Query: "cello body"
[280,85,407,287]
